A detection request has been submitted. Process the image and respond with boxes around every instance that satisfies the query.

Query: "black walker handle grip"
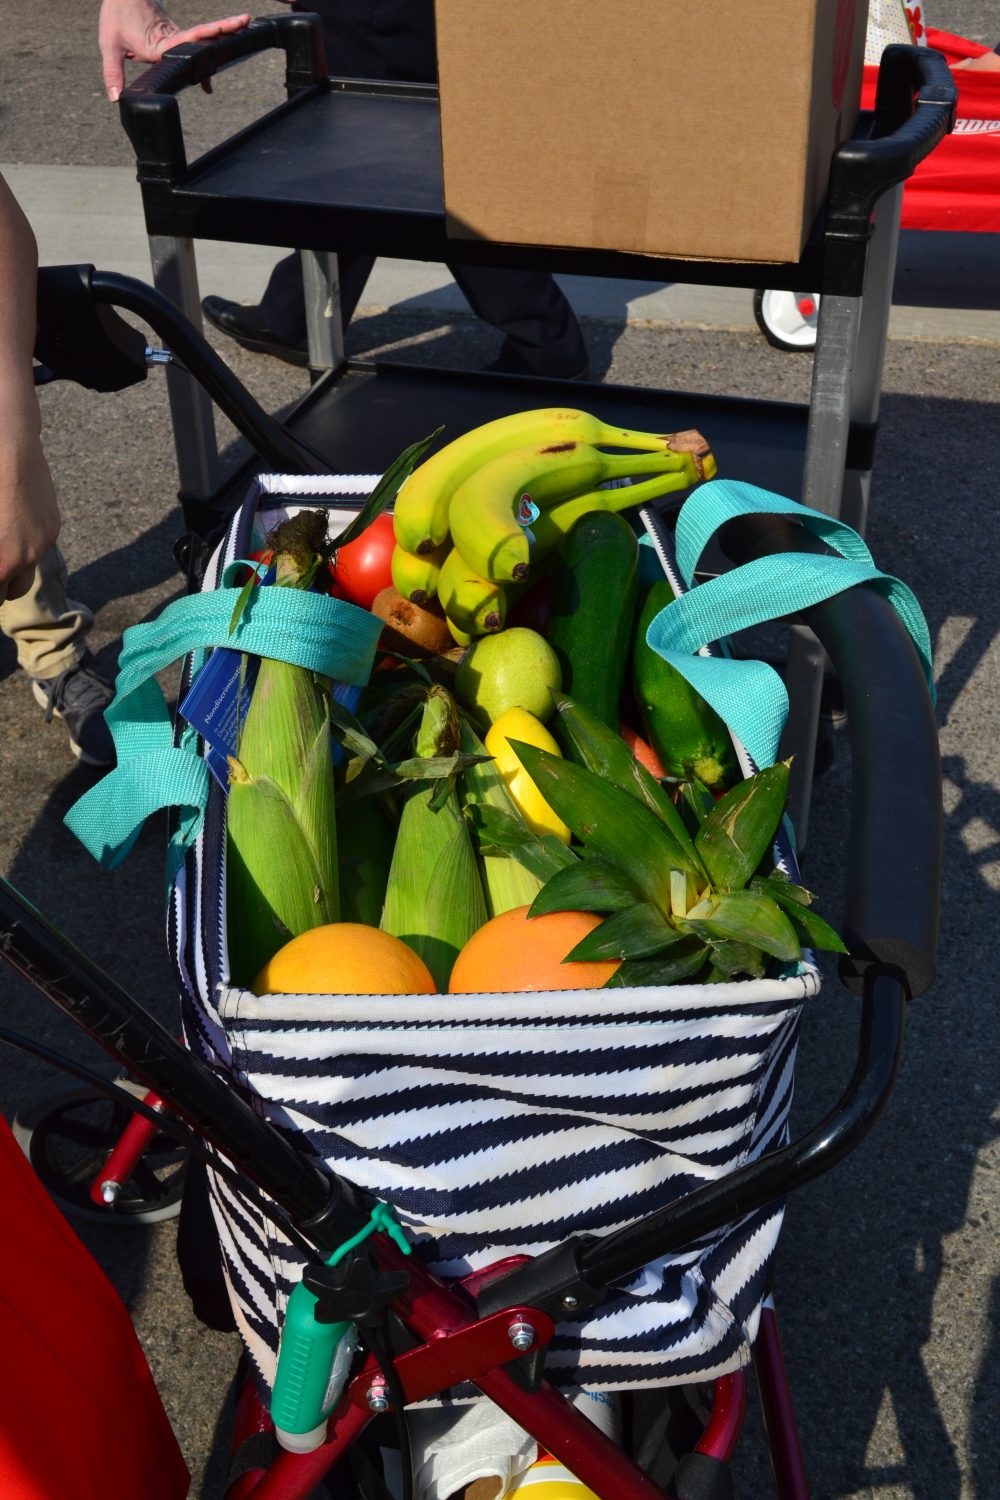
[806,576,941,999]
[720,513,942,998]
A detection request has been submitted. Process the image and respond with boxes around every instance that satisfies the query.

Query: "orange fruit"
[253,923,436,996]
[448,906,619,993]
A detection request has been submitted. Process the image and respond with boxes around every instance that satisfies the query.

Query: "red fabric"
[0,1114,189,1499]
[862,28,1000,232]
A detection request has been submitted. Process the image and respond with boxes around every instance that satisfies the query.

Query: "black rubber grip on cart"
[824,44,956,274]
[719,515,941,999]
[35,264,149,392]
[127,12,324,97]
[809,577,941,999]
[120,14,325,181]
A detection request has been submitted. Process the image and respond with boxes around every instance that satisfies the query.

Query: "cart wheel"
[753,289,820,352]
[12,1079,187,1226]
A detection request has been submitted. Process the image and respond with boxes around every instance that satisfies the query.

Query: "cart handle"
[0,872,367,1252]
[88,268,328,476]
[119,13,326,183]
[824,43,956,277]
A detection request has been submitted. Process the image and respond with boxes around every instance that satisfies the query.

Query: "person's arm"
[0,175,60,604]
[954,49,1000,72]
[98,0,251,101]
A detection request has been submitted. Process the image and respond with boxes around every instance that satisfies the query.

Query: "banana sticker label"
[517,493,541,527]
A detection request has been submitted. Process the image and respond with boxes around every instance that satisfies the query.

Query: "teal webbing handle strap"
[65,576,383,869]
[645,479,935,770]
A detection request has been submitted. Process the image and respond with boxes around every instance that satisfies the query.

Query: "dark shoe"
[30,652,116,768]
[201,296,309,368]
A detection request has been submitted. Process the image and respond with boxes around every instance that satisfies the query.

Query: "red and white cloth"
[864,23,1000,232]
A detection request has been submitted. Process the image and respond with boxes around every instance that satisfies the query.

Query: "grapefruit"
[448,906,619,993]
[252,923,436,996]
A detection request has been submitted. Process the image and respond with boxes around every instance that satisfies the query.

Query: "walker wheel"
[753,288,820,352]
[12,1079,187,1226]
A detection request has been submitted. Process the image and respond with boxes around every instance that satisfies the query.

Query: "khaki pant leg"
[0,545,92,679]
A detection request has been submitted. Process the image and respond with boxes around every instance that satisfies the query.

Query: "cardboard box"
[435,0,870,264]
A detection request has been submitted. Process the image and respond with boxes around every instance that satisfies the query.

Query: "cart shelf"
[223,360,808,512]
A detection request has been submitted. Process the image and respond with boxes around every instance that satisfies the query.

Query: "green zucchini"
[546,511,639,730]
[631,580,738,791]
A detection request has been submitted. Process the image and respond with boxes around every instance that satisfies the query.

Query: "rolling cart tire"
[11,1078,187,1226]
[752,289,820,353]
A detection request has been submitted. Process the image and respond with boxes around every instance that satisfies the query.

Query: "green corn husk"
[458,720,544,917]
[337,793,395,928]
[226,514,340,988]
[381,688,487,990]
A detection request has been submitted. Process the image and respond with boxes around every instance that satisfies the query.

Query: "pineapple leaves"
[682,889,801,963]
[694,760,790,891]
[750,875,848,954]
[604,942,708,989]
[550,695,704,869]
[676,779,716,831]
[528,858,638,917]
[704,940,768,981]
[509,740,702,911]
[564,904,679,962]
[467,804,578,882]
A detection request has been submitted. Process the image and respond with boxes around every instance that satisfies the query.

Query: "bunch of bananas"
[390,408,715,645]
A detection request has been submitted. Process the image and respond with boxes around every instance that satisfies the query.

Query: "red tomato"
[332,513,396,610]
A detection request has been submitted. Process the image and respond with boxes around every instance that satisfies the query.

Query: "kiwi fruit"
[371,586,454,658]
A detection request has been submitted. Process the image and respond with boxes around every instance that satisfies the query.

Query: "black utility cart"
[116,13,955,838]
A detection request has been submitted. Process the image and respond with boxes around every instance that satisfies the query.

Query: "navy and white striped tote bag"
[171,474,819,1399]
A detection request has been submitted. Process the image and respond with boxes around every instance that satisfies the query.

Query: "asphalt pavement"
[1,3,999,1497]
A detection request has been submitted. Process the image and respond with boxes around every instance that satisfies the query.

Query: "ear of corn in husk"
[226,512,340,988]
[458,719,544,917]
[336,792,395,928]
[380,686,486,991]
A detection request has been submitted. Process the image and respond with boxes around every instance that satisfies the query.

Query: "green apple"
[454,627,562,724]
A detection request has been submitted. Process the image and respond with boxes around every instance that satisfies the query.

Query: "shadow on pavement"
[346,277,638,381]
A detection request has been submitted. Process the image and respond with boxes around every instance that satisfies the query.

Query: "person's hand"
[954,50,1000,73]
[98,0,251,102]
[0,413,61,605]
